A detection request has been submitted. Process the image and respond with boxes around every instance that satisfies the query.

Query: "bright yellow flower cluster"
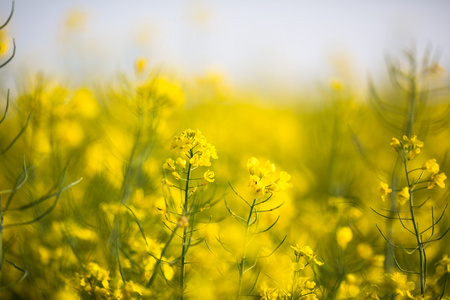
[247,157,293,197]
[170,129,218,167]
[382,136,447,205]
[78,262,112,298]
[385,272,416,299]
[163,129,217,185]
[391,135,424,160]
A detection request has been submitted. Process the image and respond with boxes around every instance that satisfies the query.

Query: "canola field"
[1,4,450,300]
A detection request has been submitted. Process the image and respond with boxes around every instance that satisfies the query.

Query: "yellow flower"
[171,129,217,167]
[407,147,421,160]
[403,135,424,148]
[397,187,410,205]
[390,138,401,152]
[357,243,373,260]
[163,158,176,170]
[267,171,293,193]
[172,172,181,180]
[401,135,424,160]
[248,175,265,197]
[247,157,291,196]
[135,57,147,74]
[337,227,353,249]
[203,170,215,183]
[247,157,260,176]
[436,254,450,278]
[176,157,187,170]
[291,244,324,266]
[161,178,174,187]
[428,172,447,189]
[0,30,10,57]
[422,159,440,174]
[377,182,392,202]
[386,272,415,298]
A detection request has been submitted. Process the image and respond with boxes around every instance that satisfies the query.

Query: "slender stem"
[237,198,257,299]
[180,160,192,299]
[404,161,426,294]
[147,224,180,288]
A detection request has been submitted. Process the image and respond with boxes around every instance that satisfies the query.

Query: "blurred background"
[1,0,450,93]
[1,1,450,299]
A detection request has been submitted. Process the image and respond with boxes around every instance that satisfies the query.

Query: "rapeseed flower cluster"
[380,135,447,204]
[247,157,293,197]
[163,129,218,186]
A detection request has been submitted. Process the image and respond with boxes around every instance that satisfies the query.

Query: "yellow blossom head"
[171,129,217,167]
[397,187,410,205]
[135,57,147,74]
[203,170,215,183]
[247,157,292,196]
[422,159,440,174]
[291,244,324,266]
[336,226,353,249]
[390,138,401,152]
[377,182,392,202]
[428,172,447,189]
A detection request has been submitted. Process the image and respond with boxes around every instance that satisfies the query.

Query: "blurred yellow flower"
[403,135,424,148]
[172,171,181,180]
[386,272,415,298]
[422,158,440,174]
[407,147,421,160]
[336,226,353,249]
[176,157,187,170]
[161,178,175,187]
[70,88,99,119]
[436,254,450,278]
[135,57,147,74]
[55,120,84,147]
[377,181,392,202]
[203,170,215,183]
[357,243,373,260]
[397,187,410,205]
[291,244,324,266]
[428,172,447,189]
[163,158,176,170]
[390,137,401,152]
[0,31,10,56]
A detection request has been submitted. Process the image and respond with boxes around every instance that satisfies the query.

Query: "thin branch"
[371,207,412,220]
[0,1,14,30]
[247,235,287,259]
[420,204,448,235]
[396,208,415,235]
[0,89,10,124]
[228,182,251,207]
[250,215,280,235]
[0,259,28,291]
[257,202,284,213]
[0,109,32,155]
[0,39,16,69]
[204,240,234,264]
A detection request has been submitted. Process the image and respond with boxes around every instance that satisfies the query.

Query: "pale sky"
[1,0,450,91]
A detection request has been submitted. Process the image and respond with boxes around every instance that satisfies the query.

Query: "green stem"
[237,198,257,299]
[404,161,426,295]
[147,224,179,288]
[180,161,192,299]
